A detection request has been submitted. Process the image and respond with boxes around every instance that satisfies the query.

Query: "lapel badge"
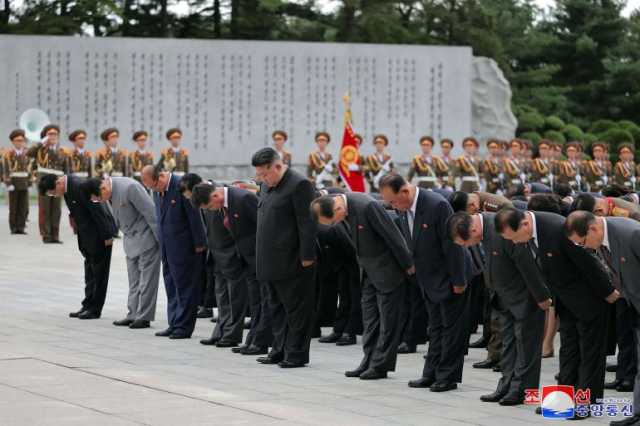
[422,223,428,229]
[492,251,498,256]
[546,252,553,257]
[234,213,239,218]
[357,225,364,230]
[621,257,626,263]
[170,199,176,204]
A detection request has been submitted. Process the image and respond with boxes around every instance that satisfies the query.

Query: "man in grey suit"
[87,176,160,329]
[312,192,414,380]
[448,211,552,405]
[565,211,636,426]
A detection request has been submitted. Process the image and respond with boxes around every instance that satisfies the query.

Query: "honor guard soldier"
[307,131,336,189]
[584,142,612,193]
[160,128,189,177]
[614,142,637,190]
[67,130,93,178]
[528,139,555,188]
[96,128,128,177]
[366,134,395,193]
[271,130,292,167]
[129,131,154,182]
[502,138,527,193]
[26,124,68,243]
[3,129,32,234]
[407,136,448,189]
[481,139,504,194]
[439,138,455,189]
[556,141,585,192]
[455,137,481,193]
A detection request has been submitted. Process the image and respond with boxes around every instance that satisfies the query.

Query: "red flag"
[339,122,366,192]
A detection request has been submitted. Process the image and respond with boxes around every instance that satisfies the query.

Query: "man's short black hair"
[310,195,336,222]
[448,191,469,213]
[378,173,406,193]
[191,182,217,208]
[569,193,597,213]
[447,211,473,241]
[553,182,572,198]
[565,210,597,237]
[179,173,202,194]
[251,147,280,167]
[494,207,525,234]
[84,177,103,198]
[38,174,58,196]
[507,184,526,199]
[528,193,563,215]
[602,184,632,197]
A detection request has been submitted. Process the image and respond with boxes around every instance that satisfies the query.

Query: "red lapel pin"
[422,224,428,229]
[358,225,364,230]
[621,257,626,263]
[546,252,553,257]
[171,199,176,204]
[234,213,239,218]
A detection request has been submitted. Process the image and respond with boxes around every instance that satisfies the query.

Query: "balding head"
[141,164,169,192]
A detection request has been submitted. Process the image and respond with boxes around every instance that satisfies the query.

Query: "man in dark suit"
[496,208,618,412]
[192,181,273,355]
[379,174,467,392]
[252,148,317,368]
[564,212,640,426]
[39,173,116,319]
[312,192,414,379]
[448,211,551,405]
[141,165,207,339]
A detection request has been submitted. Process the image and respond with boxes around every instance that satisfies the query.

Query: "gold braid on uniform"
[533,159,548,175]
[588,160,603,177]
[483,159,498,175]
[413,156,433,174]
[367,155,382,173]
[457,156,474,173]
[433,156,449,173]
[562,161,577,178]
[7,151,18,173]
[132,152,142,172]
[616,162,631,178]
[309,152,326,171]
[503,158,518,176]
[37,146,49,167]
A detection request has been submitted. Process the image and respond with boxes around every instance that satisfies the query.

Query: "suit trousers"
[125,245,160,321]
[80,245,112,315]
[333,263,363,336]
[558,303,608,404]
[357,277,407,373]
[211,271,248,343]
[495,307,545,399]
[162,251,203,337]
[8,189,29,232]
[422,289,470,383]
[267,265,316,364]
[469,275,486,334]
[487,307,502,362]
[632,318,640,415]
[200,260,216,309]
[38,195,61,241]
[244,275,273,348]
[400,277,428,345]
[615,299,638,382]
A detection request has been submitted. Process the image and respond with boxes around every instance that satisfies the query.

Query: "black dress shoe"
[606,379,622,389]
[155,328,174,337]
[359,369,387,380]
[480,391,506,402]
[554,372,560,381]
[493,364,502,372]
[278,360,305,368]
[336,334,357,346]
[473,359,499,369]
[241,345,268,355]
[232,345,248,353]
[200,337,218,345]
[617,380,634,392]
[345,367,366,378]
[215,340,239,348]
[15,230,27,235]
[50,239,63,244]
[535,407,542,415]
[498,396,524,406]
[257,356,280,364]
[129,320,150,329]
[169,333,190,339]
[607,364,618,373]
[196,307,213,318]
[113,318,134,326]
[210,315,219,323]
[78,311,99,319]
[319,332,342,343]
[69,310,85,318]
[610,414,640,425]
[430,382,457,392]
[408,377,435,388]
[468,337,488,349]
[397,342,417,354]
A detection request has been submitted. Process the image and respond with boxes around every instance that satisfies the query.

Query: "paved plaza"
[0,203,618,425]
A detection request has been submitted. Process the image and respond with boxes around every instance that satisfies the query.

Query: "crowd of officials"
[5,125,640,424]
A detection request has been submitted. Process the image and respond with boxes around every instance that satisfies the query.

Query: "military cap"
[100,127,119,142]
[68,129,87,142]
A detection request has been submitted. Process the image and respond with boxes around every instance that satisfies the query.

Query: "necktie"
[528,240,542,270]
[597,246,620,290]
[406,209,414,238]
[222,208,230,230]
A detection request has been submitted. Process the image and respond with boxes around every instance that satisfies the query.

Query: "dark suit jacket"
[256,168,317,282]
[406,188,466,303]
[345,192,413,292]
[529,182,552,194]
[533,211,614,321]
[317,222,357,274]
[203,209,243,279]
[64,175,116,256]
[481,212,550,319]
[154,174,207,264]
[226,186,258,273]
[605,217,640,313]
